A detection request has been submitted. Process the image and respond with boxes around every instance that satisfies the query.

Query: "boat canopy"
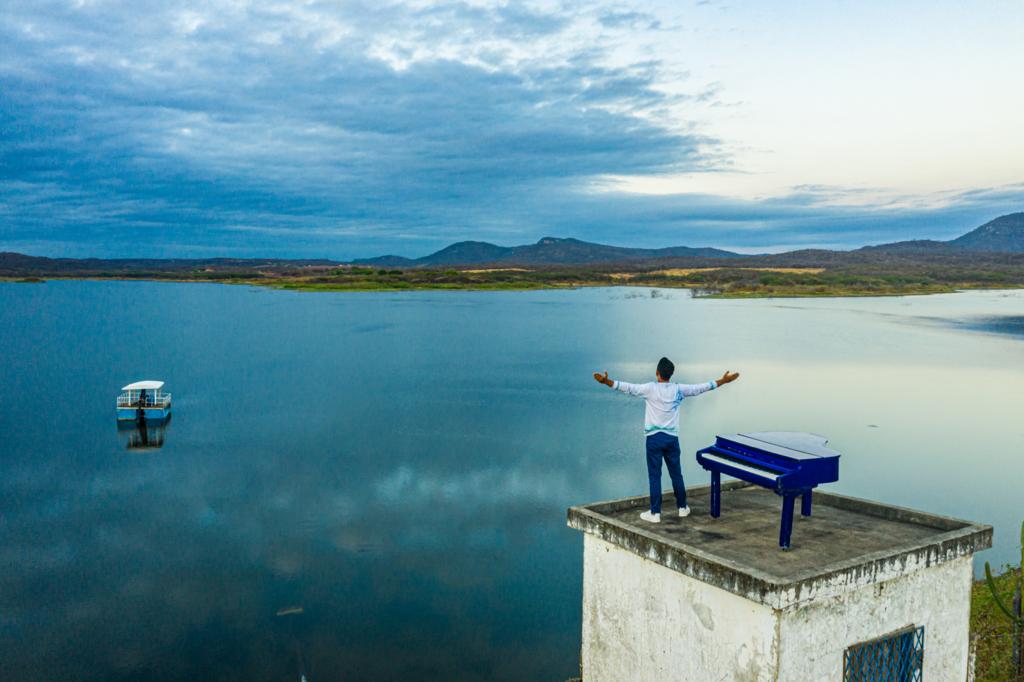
[121,380,165,391]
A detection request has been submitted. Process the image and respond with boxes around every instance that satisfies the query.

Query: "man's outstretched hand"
[593,371,613,387]
[717,370,740,387]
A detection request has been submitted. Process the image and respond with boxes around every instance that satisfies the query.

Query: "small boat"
[117,380,172,422]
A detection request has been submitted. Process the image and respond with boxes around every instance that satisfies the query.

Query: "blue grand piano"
[695,432,840,549]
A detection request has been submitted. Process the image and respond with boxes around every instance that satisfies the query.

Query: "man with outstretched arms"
[594,357,739,523]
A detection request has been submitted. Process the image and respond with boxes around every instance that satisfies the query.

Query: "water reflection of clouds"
[374,465,573,507]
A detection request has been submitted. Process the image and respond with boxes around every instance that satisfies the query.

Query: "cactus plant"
[985,521,1024,676]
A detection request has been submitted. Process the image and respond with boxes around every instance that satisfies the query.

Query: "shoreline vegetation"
[4,262,1024,298]
[973,567,1024,681]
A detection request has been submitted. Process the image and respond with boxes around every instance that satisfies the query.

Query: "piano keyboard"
[700,453,780,484]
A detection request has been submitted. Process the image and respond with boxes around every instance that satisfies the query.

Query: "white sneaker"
[639,511,661,523]
[678,506,691,518]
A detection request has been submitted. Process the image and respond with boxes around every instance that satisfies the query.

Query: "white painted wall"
[582,535,778,682]
[777,555,973,681]
[582,537,975,681]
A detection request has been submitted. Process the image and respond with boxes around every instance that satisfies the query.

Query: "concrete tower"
[568,481,991,681]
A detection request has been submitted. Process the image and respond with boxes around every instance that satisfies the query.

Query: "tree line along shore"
[4,254,1024,298]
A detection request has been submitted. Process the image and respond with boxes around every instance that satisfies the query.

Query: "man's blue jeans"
[646,432,686,514]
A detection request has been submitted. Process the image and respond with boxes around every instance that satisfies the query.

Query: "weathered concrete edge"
[568,506,785,607]
[567,483,993,610]
[779,523,992,608]
[568,481,785,607]
[786,490,994,589]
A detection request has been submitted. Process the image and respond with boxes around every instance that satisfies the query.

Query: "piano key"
[704,448,787,474]
[701,453,779,485]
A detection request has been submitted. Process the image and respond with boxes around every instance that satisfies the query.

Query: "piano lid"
[717,431,840,460]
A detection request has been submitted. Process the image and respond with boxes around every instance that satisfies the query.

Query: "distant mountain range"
[861,212,1024,254]
[353,212,1024,267]
[950,212,1024,251]
[1,212,1022,274]
[351,237,741,267]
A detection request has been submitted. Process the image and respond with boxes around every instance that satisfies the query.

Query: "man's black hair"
[657,357,674,380]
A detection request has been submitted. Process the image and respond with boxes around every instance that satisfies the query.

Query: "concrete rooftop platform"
[568,481,991,609]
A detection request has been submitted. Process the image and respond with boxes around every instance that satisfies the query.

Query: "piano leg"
[801,490,812,517]
[710,471,721,518]
[780,494,796,550]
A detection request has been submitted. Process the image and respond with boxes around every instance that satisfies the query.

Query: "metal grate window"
[844,625,924,682]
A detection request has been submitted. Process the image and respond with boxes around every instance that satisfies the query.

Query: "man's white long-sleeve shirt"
[612,379,716,437]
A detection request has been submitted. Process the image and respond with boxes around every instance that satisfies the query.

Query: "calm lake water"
[2,281,1023,681]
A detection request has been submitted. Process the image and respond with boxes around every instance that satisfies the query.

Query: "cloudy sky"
[2,0,1022,258]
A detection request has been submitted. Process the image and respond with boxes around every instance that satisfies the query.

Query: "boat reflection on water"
[117,414,171,451]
